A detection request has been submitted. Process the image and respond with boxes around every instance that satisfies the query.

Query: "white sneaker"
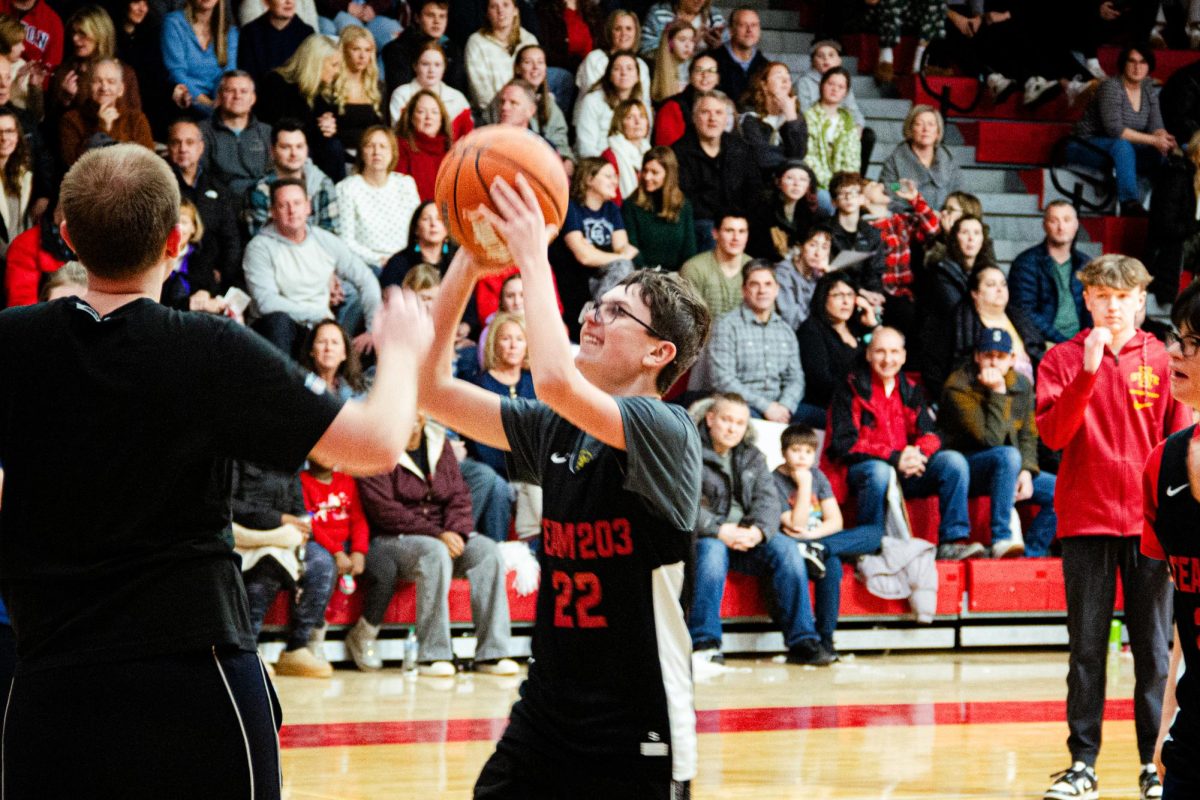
[475,658,520,676]
[991,538,1026,559]
[1085,58,1106,80]
[418,660,456,677]
[1140,763,1163,800]
[1044,761,1098,800]
[987,73,1015,101]
[1024,76,1060,106]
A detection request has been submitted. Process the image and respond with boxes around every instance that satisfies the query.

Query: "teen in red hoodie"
[1036,254,1189,800]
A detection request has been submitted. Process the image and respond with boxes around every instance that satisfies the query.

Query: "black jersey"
[499,395,701,783]
[1143,424,1200,776]
[0,298,343,673]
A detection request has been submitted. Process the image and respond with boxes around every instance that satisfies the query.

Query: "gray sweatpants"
[361,534,513,662]
[1062,536,1172,766]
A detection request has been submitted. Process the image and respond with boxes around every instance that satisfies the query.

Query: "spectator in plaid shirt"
[244,118,340,238]
[706,259,805,423]
[862,177,939,339]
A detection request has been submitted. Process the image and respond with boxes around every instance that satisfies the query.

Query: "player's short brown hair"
[59,144,180,280]
[618,269,712,395]
[1077,253,1152,290]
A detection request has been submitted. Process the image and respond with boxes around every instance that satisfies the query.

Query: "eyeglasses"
[693,66,719,75]
[1167,330,1200,358]
[579,300,667,340]
[827,290,856,300]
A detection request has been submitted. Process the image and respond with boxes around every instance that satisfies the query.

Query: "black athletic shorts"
[3,647,282,799]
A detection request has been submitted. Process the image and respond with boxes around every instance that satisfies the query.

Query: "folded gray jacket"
[856,537,938,623]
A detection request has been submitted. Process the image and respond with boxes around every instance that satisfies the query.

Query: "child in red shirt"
[301,458,370,582]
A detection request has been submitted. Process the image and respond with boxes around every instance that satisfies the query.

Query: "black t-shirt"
[1144,424,1200,773]
[0,297,343,673]
[499,395,701,782]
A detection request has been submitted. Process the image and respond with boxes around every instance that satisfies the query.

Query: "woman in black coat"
[796,272,879,428]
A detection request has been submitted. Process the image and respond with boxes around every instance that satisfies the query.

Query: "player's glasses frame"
[1167,330,1200,358]
[579,301,667,341]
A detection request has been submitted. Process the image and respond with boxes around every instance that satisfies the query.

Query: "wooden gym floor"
[273,649,1150,799]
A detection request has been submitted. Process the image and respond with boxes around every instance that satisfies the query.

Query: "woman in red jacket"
[394,88,450,201]
[652,52,718,147]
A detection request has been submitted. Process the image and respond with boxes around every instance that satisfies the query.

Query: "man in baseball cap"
[939,327,1058,559]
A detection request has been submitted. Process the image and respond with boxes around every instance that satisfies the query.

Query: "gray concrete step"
[760,30,814,54]
[975,192,1041,214]
[858,97,912,121]
[957,167,1020,194]
[852,74,883,99]
[985,215,1048,242]
[868,119,964,145]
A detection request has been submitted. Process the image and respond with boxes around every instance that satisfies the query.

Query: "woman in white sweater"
[464,0,538,111]
[575,10,651,111]
[573,50,642,158]
[336,126,421,270]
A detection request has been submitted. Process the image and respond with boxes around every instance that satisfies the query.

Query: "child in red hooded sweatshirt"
[1036,254,1190,800]
[300,455,370,613]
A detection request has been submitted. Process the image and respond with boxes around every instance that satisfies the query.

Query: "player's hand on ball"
[374,287,433,362]
[483,175,551,270]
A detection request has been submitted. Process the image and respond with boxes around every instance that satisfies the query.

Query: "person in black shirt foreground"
[1147,279,1200,798]
[0,144,431,799]
[420,175,712,799]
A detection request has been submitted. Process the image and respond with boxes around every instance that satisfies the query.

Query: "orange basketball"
[434,125,569,267]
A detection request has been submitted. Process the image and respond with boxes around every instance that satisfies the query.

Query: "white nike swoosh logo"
[1167,484,1189,497]
[550,453,569,464]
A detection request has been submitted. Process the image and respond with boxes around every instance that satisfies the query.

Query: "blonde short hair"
[902,104,944,147]
[1077,253,1152,290]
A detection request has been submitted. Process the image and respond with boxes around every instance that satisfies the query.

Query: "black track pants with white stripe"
[1,646,282,799]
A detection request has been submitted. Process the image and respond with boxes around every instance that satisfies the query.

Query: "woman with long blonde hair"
[650,19,694,103]
[256,34,346,178]
[463,0,537,111]
[162,0,237,111]
[328,25,383,155]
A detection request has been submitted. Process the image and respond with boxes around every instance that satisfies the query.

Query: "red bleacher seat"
[966,558,1124,614]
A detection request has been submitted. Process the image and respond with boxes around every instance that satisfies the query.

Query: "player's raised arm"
[311,288,432,474]
[484,175,633,450]
[417,248,513,450]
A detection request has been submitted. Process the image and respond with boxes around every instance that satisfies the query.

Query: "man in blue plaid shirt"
[244,119,340,238]
[706,260,805,424]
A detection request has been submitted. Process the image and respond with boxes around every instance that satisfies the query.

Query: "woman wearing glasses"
[796,273,878,429]
[652,53,719,147]
[1148,280,1200,798]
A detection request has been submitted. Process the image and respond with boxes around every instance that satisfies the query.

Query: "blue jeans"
[847,451,970,543]
[689,533,818,649]
[966,446,1022,542]
[793,402,828,429]
[460,457,513,542]
[242,540,337,650]
[1022,471,1058,557]
[1066,136,1163,203]
[810,523,885,648]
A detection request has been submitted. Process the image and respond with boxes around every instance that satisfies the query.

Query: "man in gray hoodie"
[243,178,381,357]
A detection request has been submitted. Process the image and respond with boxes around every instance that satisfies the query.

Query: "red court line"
[279,698,1135,749]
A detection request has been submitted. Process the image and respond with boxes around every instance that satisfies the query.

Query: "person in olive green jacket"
[939,327,1057,558]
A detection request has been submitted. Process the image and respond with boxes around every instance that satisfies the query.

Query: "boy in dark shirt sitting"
[772,424,884,658]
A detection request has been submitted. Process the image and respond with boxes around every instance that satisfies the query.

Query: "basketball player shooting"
[419,174,712,799]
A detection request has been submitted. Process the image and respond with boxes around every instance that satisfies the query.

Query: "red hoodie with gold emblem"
[1036,328,1191,538]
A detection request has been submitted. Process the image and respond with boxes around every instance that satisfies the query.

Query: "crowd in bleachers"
[5,0,1200,682]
